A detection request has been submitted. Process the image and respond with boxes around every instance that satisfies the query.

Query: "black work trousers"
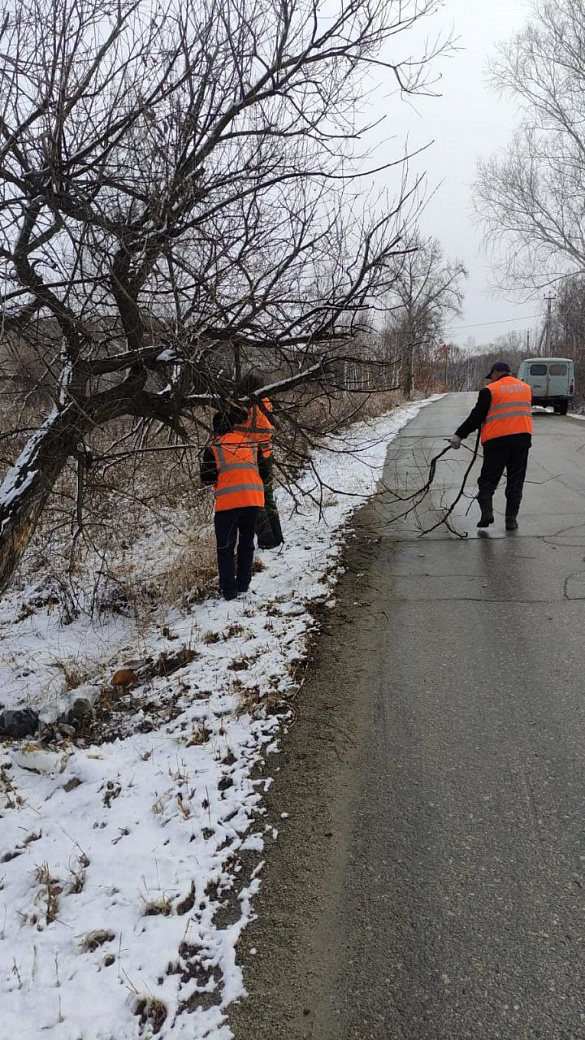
[256,457,284,549]
[477,434,531,518]
[214,506,259,599]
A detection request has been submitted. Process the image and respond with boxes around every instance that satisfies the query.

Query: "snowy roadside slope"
[0,399,436,1040]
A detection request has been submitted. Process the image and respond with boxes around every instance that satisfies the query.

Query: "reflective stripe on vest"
[481,377,533,444]
[211,432,265,511]
[214,444,254,473]
[215,483,265,498]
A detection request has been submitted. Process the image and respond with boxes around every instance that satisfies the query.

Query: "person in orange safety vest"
[200,407,269,600]
[237,373,284,549]
[449,361,533,530]
[245,395,274,457]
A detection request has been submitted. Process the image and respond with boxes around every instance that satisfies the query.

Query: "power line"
[444,312,543,333]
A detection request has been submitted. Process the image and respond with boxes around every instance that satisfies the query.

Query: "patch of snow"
[57,357,73,406]
[0,398,437,1039]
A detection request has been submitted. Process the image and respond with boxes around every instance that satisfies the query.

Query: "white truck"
[516,357,575,415]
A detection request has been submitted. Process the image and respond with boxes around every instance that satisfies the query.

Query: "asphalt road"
[229,394,585,1040]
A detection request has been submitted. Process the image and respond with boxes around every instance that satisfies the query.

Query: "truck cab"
[516,357,574,415]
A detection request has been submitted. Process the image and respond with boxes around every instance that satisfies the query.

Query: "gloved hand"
[449,435,462,450]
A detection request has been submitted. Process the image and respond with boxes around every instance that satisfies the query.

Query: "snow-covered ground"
[0,399,435,1040]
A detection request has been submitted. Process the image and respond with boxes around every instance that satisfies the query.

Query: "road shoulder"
[228,515,381,1040]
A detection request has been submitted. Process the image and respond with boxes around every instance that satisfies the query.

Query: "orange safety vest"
[481,376,533,444]
[239,397,274,457]
[211,430,265,511]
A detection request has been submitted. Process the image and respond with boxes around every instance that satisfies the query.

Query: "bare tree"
[548,276,585,407]
[551,278,585,355]
[446,331,531,392]
[474,0,585,292]
[381,234,466,398]
[0,0,449,595]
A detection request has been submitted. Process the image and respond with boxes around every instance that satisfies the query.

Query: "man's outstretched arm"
[450,387,491,448]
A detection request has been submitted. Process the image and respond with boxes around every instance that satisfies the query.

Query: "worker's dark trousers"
[477,434,531,518]
[256,457,284,549]
[214,506,259,599]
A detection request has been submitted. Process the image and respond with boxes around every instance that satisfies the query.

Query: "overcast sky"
[378,0,541,350]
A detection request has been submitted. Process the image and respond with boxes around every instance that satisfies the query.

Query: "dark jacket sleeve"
[200,446,218,485]
[455,387,491,439]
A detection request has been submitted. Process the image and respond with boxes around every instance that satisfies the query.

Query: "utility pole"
[402,307,415,400]
[544,294,555,356]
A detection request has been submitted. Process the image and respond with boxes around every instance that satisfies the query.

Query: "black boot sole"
[477,516,494,528]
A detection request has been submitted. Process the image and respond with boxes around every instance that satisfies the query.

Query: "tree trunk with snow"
[0,371,157,594]
[0,408,84,594]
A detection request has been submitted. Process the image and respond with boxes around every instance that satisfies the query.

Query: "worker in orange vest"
[237,372,284,549]
[449,361,533,530]
[200,407,270,600]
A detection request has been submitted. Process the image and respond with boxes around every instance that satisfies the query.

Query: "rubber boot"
[477,496,494,528]
[505,515,519,531]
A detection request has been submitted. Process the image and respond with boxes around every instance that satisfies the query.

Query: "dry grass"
[65,859,88,895]
[203,630,221,644]
[142,896,172,917]
[53,659,89,691]
[0,764,24,810]
[33,863,62,924]
[187,723,212,746]
[79,929,115,952]
[229,656,252,672]
[133,995,167,1034]
[91,520,217,624]
[159,527,217,606]
[224,623,244,639]
[235,683,291,719]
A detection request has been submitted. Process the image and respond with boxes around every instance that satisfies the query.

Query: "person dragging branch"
[200,407,270,600]
[449,361,533,530]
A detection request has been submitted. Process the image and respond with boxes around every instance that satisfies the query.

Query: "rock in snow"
[0,707,39,738]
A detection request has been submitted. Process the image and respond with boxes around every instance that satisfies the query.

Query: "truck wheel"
[559,400,569,415]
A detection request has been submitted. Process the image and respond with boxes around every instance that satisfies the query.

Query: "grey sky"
[380,0,541,349]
